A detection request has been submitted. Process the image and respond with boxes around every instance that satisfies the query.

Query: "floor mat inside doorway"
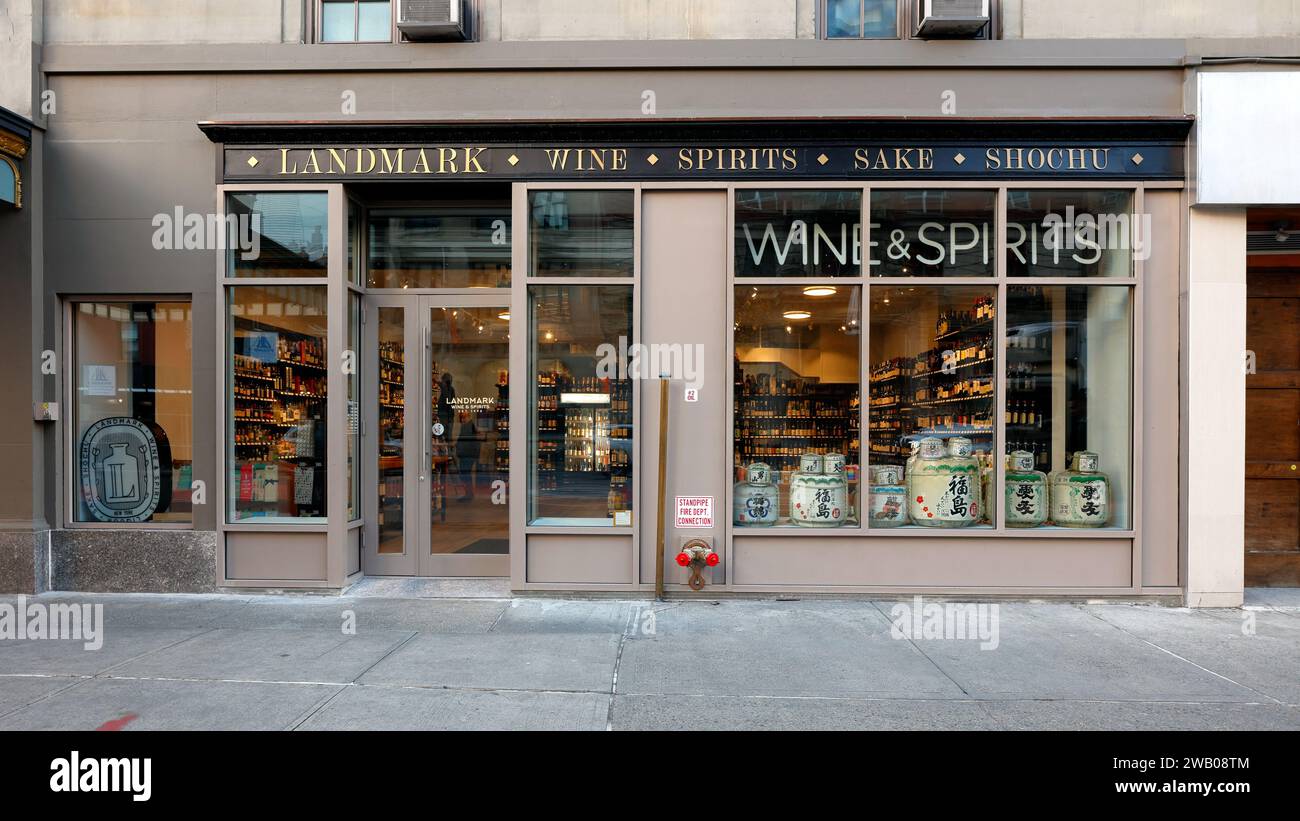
[454,538,510,554]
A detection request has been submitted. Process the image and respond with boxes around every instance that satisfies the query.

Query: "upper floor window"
[824,0,899,39]
[320,0,393,43]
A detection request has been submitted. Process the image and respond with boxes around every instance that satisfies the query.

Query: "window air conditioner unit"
[397,0,471,41]
[914,0,990,38]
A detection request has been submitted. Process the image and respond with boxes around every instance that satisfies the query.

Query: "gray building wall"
[17,0,1300,48]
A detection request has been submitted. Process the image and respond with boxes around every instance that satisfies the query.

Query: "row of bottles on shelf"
[915,377,993,403]
[914,411,993,431]
[232,400,319,425]
[379,383,404,407]
[936,296,996,336]
[738,373,810,397]
[378,340,404,364]
[1008,361,1044,391]
[736,420,856,439]
[737,397,856,418]
[1006,400,1044,428]
[277,337,325,368]
[737,441,859,461]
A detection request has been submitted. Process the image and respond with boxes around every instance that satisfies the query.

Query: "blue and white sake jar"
[733,462,780,526]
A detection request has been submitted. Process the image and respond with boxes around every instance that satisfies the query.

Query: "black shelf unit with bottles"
[230,327,327,519]
[733,357,860,475]
[1005,285,1054,471]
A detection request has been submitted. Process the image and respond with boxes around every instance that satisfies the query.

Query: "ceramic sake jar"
[1004,450,1048,528]
[1049,450,1110,528]
[733,462,780,526]
[868,464,908,528]
[790,453,848,528]
[907,437,981,528]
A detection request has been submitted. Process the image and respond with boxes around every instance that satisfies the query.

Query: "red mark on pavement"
[95,713,139,731]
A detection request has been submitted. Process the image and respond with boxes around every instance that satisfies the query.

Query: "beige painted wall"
[1184,207,1246,607]
[1014,0,1300,39]
[42,0,299,44]
[498,0,798,41]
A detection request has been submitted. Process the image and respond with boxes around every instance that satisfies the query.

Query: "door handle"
[420,321,429,481]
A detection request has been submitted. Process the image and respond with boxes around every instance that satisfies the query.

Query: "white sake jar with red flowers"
[907,437,981,528]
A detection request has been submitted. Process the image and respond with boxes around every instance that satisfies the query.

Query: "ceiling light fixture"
[802,285,837,297]
[782,310,812,320]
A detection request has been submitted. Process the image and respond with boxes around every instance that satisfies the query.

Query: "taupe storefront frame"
[210,172,1182,597]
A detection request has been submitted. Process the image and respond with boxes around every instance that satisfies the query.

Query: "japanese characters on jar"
[868,464,908,528]
[733,462,780,527]
[1005,449,1048,528]
[790,452,848,527]
[907,436,981,528]
[1050,450,1110,527]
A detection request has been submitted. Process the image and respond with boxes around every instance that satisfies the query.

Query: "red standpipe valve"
[678,539,717,591]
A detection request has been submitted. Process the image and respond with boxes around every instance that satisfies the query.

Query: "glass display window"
[870,189,996,277]
[733,285,861,528]
[1005,285,1132,529]
[734,190,862,277]
[227,285,329,522]
[368,201,511,289]
[226,192,328,278]
[1006,189,1137,278]
[528,284,635,525]
[71,301,193,525]
[868,286,997,528]
[529,191,634,277]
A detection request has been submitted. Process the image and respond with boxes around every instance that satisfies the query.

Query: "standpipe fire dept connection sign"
[675,496,714,529]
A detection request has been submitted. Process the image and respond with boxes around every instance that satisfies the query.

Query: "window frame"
[725,181,1145,541]
[516,183,642,554]
[316,0,396,44]
[819,0,998,41]
[63,295,196,530]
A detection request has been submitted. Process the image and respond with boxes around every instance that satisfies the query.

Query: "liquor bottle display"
[536,371,632,519]
[869,293,996,471]
[230,331,326,519]
[732,358,861,527]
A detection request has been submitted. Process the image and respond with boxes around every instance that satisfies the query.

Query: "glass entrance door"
[364,295,510,577]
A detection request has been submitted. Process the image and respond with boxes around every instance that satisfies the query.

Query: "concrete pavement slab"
[489,599,637,634]
[298,685,609,730]
[0,628,207,677]
[106,627,415,683]
[1087,605,1300,705]
[911,604,1258,702]
[612,693,999,730]
[358,632,621,692]
[0,675,83,717]
[2,593,256,630]
[616,600,964,698]
[0,677,342,731]
[206,597,508,633]
[982,699,1300,731]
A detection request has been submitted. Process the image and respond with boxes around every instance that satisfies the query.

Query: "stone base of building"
[0,530,218,594]
[0,529,48,594]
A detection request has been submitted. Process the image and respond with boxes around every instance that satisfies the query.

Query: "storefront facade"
[7,14,1278,602]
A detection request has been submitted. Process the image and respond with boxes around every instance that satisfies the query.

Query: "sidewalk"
[0,589,1297,731]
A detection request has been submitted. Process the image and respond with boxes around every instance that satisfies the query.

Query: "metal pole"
[654,377,669,601]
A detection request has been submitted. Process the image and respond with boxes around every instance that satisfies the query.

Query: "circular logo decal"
[78,417,162,523]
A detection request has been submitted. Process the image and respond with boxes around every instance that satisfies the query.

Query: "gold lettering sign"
[237,143,1164,181]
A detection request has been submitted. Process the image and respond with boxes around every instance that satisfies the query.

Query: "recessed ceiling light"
[802,285,837,297]
[782,310,811,320]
